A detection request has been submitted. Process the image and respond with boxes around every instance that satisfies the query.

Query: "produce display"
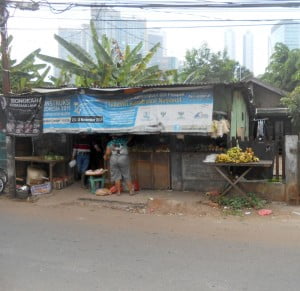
[43,153,64,161]
[215,147,260,163]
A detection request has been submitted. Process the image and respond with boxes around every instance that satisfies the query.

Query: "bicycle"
[0,168,8,194]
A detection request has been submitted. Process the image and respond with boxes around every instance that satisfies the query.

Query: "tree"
[281,86,300,131]
[261,43,300,92]
[0,36,50,93]
[37,21,174,87]
[179,43,252,83]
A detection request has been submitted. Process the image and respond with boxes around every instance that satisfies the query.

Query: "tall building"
[56,8,177,77]
[147,30,164,67]
[90,8,147,55]
[224,29,236,60]
[56,27,89,77]
[269,20,300,56]
[160,56,179,70]
[57,27,87,60]
[243,31,254,72]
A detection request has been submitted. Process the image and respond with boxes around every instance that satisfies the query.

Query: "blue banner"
[43,89,213,133]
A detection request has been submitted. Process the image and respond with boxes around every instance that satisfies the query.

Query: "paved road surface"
[1,200,300,291]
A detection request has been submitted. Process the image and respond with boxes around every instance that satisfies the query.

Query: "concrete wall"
[240,180,286,201]
[285,135,299,202]
[171,152,227,192]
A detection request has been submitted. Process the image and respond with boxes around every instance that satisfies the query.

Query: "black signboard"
[0,95,45,136]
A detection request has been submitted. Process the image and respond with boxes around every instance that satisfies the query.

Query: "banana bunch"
[215,147,260,163]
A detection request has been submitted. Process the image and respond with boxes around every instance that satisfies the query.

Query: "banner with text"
[43,90,213,133]
[0,95,44,136]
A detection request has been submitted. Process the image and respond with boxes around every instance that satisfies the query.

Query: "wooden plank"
[204,160,273,167]
[153,152,170,189]
[275,136,279,179]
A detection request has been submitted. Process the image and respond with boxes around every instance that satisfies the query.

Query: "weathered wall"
[240,181,286,201]
[252,85,282,108]
[285,135,299,202]
[171,152,226,192]
[230,90,249,139]
[213,85,232,114]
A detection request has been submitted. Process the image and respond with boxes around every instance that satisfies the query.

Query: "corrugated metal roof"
[31,81,243,94]
[256,107,289,116]
[242,77,288,96]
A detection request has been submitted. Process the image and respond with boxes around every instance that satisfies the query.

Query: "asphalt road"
[1,201,300,291]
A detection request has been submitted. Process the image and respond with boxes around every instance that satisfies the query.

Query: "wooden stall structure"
[0,80,292,198]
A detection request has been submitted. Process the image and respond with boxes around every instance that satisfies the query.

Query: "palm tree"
[0,36,51,93]
[37,20,175,87]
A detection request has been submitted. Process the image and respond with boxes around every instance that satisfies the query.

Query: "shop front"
[2,83,252,195]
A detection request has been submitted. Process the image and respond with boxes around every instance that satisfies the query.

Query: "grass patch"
[214,192,267,211]
[268,177,282,183]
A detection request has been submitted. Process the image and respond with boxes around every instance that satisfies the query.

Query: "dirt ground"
[1,181,300,223]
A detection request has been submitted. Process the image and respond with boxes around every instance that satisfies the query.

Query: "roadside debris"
[258,209,273,216]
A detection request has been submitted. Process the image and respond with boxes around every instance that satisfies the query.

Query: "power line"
[8,21,300,30]
[7,0,300,10]
[9,14,300,23]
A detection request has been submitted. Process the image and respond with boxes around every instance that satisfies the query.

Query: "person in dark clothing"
[72,133,101,185]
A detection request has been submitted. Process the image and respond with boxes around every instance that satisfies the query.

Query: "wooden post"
[282,136,286,180]
[1,1,16,197]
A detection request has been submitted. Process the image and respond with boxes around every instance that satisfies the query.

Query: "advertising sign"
[0,95,44,136]
[43,89,213,133]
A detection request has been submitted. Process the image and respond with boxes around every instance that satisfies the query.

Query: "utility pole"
[1,0,16,197]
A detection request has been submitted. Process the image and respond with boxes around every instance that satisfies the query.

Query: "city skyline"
[6,2,300,76]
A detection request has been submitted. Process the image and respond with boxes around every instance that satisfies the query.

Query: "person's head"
[111,134,122,139]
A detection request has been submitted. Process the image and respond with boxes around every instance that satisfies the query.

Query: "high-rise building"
[56,8,177,78]
[57,27,87,60]
[147,30,164,67]
[224,29,236,60]
[160,56,179,70]
[243,31,254,72]
[91,8,147,55]
[56,27,89,78]
[269,20,300,56]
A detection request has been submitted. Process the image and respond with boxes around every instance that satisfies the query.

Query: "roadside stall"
[1,83,258,196]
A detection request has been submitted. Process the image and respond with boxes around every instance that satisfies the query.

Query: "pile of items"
[215,147,260,163]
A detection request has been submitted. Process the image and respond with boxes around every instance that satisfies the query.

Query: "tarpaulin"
[0,95,44,136]
[43,89,213,134]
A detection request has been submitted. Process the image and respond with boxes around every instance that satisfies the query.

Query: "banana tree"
[37,20,174,87]
[0,36,51,93]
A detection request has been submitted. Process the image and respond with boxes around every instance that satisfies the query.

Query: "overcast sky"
[6,1,300,76]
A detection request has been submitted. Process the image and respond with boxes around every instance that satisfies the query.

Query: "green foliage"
[281,85,300,130]
[179,43,252,83]
[0,37,51,93]
[261,43,300,92]
[216,193,267,210]
[37,20,173,87]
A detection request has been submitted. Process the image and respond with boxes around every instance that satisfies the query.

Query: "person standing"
[72,133,101,186]
[103,135,134,196]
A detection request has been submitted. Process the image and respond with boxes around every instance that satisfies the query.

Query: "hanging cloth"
[257,119,265,138]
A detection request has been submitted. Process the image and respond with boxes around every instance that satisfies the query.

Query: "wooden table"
[204,160,273,196]
[15,156,65,185]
